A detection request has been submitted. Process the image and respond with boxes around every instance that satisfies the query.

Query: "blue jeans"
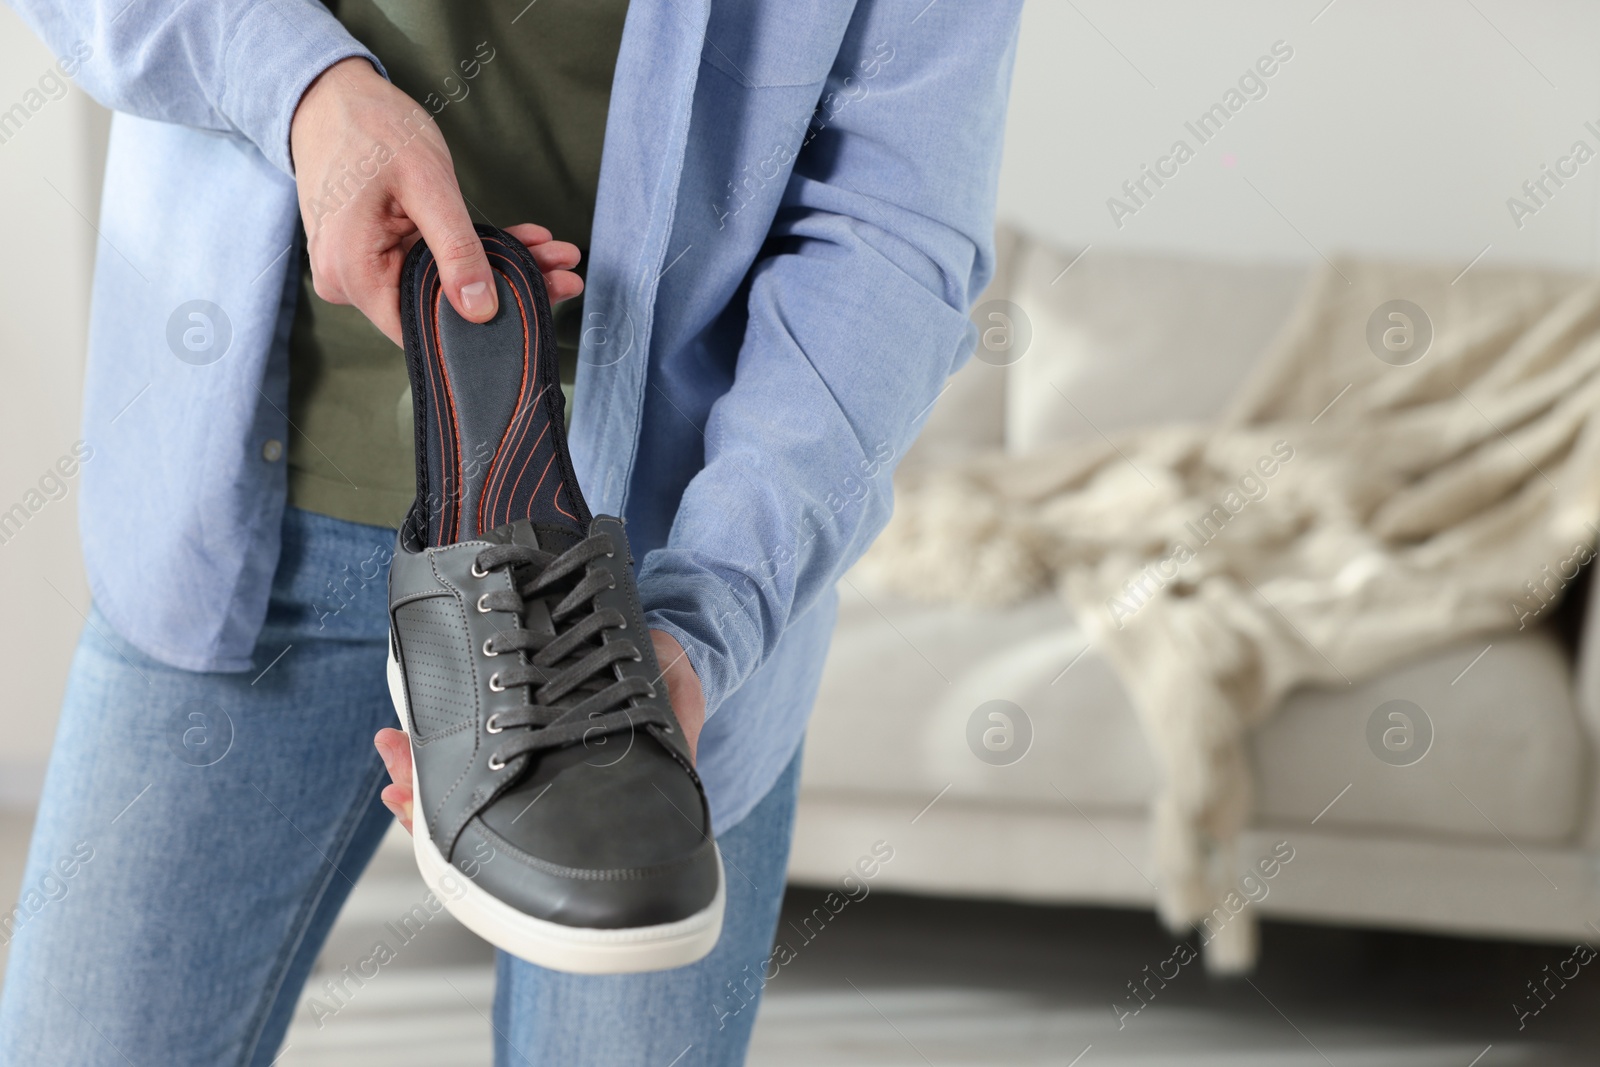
[0,508,800,1066]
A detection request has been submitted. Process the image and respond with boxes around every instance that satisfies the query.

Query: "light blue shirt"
[10,0,1020,829]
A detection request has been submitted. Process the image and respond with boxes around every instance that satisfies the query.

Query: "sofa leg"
[1203,913,1260,975]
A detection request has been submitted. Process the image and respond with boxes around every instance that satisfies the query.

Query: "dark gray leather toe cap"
[456,815,720,929]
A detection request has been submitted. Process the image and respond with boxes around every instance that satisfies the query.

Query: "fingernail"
[375,738,394,774]
[460,281,491,315]
[402,800,414,825]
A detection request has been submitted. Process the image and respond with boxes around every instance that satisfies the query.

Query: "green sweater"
[286,0,627,527]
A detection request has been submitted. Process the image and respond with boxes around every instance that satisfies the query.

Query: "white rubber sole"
[385,647,725,974]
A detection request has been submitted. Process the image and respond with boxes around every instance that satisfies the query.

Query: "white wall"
[999,0,1600,269]
[0,7,107,804]
[0,1,1597,804]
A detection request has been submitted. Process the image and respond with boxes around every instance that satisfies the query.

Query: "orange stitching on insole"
[430,284,465,541]
[489,247,542,526]
[477,259,529,533]
[480,246,535,528]
[495,383,550,529]
[553,481,576,520]
[504,421,551,526]
[526,452,558,523]
[483,243,550,528]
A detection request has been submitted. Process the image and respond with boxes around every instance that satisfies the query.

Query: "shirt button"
[261,439,284,462]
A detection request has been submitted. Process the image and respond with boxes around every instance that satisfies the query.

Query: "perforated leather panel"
[394,597,478,739]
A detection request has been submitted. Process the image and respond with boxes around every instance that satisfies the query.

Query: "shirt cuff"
[637,564,765,722]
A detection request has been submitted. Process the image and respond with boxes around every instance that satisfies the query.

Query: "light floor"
[2,814,1595,1065]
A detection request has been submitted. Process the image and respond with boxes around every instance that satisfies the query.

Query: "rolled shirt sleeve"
[8,0,381,175]
[637,0,1025,717]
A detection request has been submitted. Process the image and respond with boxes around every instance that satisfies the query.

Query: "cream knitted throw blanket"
[860,257,1600,970]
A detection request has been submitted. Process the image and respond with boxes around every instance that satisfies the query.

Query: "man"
[0,0,1020,1063]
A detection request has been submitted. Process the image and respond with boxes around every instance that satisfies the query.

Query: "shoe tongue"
[480,518,584,554]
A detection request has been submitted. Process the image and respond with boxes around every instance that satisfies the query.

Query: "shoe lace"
[471,531,672,768]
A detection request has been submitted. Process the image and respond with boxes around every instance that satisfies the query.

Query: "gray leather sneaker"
[386,226,723,973]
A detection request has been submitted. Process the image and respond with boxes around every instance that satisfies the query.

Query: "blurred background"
[6,1,1600,1063]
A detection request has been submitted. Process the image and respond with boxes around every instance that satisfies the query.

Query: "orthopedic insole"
[399,224,590,547]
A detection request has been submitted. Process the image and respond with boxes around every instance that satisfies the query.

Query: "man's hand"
[649,629,706,759]
[289,57,584,344]
[376,630,706,834]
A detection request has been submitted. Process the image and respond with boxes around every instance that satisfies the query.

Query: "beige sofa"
[786,229,1600,951]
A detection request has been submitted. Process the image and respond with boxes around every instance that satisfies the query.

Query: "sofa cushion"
[803,584,1586,846]
[1003,243,1309,455]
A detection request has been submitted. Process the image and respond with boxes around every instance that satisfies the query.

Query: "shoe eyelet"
[482,638,499,657]
[662,724,675,735]
[488,672,506,692]
[476,594,492,613]
[631,650,643,662]
[471,560,490,579]
[485,713,504,734]
[488,754,507,771]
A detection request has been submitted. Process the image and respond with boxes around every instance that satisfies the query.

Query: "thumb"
[407,182,497,323]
